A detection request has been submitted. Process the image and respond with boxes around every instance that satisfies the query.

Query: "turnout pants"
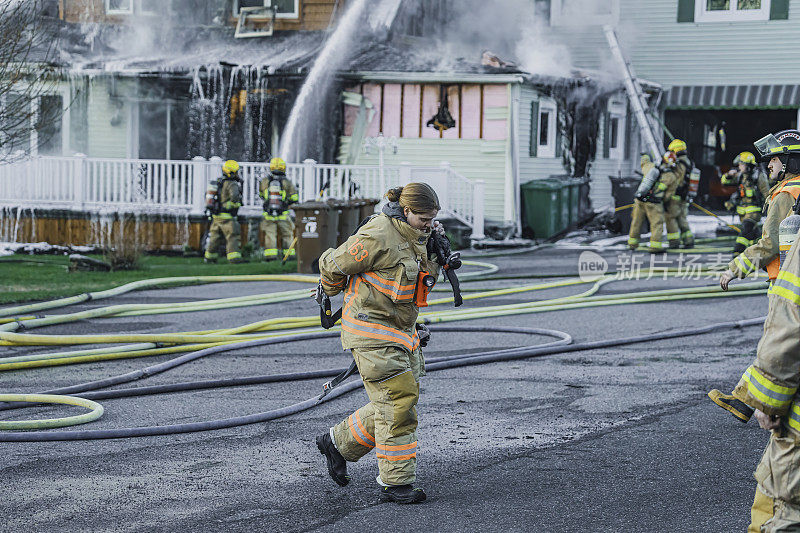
[332,346,425,486]
[628,199,665,251]
[205,217,242,261]
[262,217,294,260]
[664,198,694,248]
[749,432,800,532]
[735,212,762,254]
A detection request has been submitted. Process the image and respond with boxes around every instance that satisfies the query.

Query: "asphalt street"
[0,244,772,532]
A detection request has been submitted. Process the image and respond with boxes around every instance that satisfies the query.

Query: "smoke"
[514,2,573,78]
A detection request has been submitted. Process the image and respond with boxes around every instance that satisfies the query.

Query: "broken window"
[36,94,63,156]
[539,111,550,146]
[105,0,133,14]
[609,117,619,149]
[235,7,275,38]
[138,101,189,160]
[534,98,557,158]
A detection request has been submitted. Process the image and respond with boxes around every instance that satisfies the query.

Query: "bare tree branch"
[0,0,61,161]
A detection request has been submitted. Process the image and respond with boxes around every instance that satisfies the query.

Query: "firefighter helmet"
[222,160,240,177]
[754,129,800,175]
[668,139,687,154]
[737,151,756,166]
[270,157,287,173]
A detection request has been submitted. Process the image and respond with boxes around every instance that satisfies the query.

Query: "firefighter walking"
[721,151,770,254]
[663,139,695,248]
[710,201,800,531]
[315,183,443,504]
[259,157,299,262]
[204,159,245,264]
[720,130,800,290]
[628,152,680,252]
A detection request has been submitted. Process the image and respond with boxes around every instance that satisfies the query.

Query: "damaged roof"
[50,21,324,74]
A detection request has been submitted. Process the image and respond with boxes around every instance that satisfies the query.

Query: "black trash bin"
[609,176,642,234]
[333,199,362,246]
[293,201,339,274]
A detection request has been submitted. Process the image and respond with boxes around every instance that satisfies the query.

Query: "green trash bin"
[521,179,565,239]
[564,177,583,227]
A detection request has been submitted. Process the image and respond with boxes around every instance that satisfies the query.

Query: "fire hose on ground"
[0,257,770,438]
[0,318,765,441]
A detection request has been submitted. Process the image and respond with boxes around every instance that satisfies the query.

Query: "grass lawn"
[0,254,298,305]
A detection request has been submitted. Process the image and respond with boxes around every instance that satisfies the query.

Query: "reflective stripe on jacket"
[319,213,440,353]
[733,232,800,430]
[728,176,800,280]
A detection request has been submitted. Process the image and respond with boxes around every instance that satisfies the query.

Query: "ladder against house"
[0,155,485,240]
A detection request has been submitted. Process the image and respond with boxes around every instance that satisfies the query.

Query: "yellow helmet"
[222,159,240,177]
[737,151,756,165]
[668,139,687,153]
[270,157,286,172]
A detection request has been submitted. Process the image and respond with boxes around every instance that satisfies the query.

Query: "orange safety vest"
[766,178,800,279]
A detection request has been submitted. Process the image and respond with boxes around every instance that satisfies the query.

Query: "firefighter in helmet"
[204,159,245,264]
[628,152,680,252]
[259,157,299,262]
[721,151,770,254]
[663,139,695,249]
[720,130,800,290]
[709,205,800,531]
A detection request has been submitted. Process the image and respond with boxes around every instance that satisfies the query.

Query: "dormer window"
[233,0,300,19]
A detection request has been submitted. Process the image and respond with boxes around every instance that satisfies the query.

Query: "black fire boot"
[379,484,427,504]
[708,389,754,423]
[316,433,350,487]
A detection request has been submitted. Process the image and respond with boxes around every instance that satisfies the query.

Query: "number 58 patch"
[348,238,369,262]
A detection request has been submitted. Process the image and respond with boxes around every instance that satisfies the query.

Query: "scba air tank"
[205,180,219,212]
[779,212,800,269]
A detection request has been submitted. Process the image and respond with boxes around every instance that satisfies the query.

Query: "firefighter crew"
[315,183,443,504]
[259,157,299,262]
[720,130,800,290]
[721,151,770,254]
[204,159,246,264]
[663,138,695,248]
[628,152,680,252]
[710,221,800,531]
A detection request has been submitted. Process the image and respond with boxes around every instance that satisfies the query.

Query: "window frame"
[550,0,619,26]
[233,0,300,19]
[537,98,557,158]
[607,101,626,161]
[695,0,771,22]
[105,0,133,15]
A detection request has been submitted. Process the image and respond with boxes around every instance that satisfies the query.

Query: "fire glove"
[415,323,431,348]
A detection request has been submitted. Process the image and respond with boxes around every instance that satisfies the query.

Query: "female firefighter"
[315,182,443,504]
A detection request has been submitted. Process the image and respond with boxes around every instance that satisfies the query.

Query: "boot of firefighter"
[708,389,754,423]
[316,431,350,487]
[379,483,427,504]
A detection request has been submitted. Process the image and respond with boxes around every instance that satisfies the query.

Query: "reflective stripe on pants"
[332,346,424,486]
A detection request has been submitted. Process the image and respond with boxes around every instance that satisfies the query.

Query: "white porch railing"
[0,155,485,239]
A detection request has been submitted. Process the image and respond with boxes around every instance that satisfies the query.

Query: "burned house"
[2,0,655,246]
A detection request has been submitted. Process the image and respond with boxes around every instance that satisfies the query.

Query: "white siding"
[550,0,800,88]
[518,85,634,211]
[86,78,134,158]
[339,137,510,222]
